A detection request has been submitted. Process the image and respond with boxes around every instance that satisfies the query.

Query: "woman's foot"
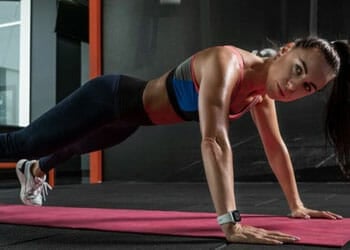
[15,159,52,206]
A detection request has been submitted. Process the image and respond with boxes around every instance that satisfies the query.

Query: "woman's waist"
[143,72,185,125]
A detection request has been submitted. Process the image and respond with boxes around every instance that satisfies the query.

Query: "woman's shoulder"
[192,46,248,85]
[195,45,246,63]
[197,45,246,56]
[196,45,260,70]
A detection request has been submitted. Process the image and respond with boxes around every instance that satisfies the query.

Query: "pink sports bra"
[166,46,260,122]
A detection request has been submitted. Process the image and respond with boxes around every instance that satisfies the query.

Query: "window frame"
[19,0,31,126]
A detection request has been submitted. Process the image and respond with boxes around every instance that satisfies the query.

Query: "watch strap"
[217,210,241,225]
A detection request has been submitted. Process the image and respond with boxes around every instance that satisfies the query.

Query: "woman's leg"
[17,118,139,206]
[0,75,121,160]
[38,121,139,173]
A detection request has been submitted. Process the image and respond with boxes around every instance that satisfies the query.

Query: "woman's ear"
[278,42,295,56]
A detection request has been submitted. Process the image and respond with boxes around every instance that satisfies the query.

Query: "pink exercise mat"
[0,204,349,247]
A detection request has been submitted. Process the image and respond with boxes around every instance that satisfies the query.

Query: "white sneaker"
[16,159,52,206]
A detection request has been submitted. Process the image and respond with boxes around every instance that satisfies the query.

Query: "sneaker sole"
[15,159,28,204]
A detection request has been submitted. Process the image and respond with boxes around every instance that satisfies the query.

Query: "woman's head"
[265,36,350,177]
[265,37,339,102]
[324,40,350,178]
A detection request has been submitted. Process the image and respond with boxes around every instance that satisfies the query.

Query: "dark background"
[1,0,349,185]
[101,0,349,182]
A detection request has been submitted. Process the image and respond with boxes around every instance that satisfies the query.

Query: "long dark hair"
[324,40,350,178]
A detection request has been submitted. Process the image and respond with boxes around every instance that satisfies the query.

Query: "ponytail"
[325,40,350,178]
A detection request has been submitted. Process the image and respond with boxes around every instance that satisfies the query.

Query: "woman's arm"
[250,96,342,219]
[197,47,238,218]
[250,96,303,211]
[197,47,299,244]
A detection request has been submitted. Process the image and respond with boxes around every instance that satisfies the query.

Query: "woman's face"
[266,46,335,102]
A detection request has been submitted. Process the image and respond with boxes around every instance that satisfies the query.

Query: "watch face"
[232,210,241,222]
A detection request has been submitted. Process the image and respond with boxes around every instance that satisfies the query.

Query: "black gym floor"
[0,181,349,250]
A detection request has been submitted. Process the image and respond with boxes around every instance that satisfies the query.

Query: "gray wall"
[31,0,84,184]
[102,0,349,182]
[31,0,57,120]
[103,0,203,181]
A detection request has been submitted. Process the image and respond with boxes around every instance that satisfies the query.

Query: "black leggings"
[0,74,153,172]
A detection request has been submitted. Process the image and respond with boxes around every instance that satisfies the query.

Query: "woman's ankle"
[31,161,45,178]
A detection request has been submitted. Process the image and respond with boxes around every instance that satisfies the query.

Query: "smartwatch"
[217,210,241,225]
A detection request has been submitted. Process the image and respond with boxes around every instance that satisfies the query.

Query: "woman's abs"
[143,72,184,125]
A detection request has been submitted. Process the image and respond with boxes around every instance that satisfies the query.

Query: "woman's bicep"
[197,79,234,139]
[198,90,229,140]
[196,47,240,139]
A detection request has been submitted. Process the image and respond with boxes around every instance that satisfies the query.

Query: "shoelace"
[28,177,53,202]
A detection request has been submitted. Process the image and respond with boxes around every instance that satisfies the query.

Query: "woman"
[1,37,349,245]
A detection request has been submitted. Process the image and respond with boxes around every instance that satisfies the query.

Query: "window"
[0,0,30,126]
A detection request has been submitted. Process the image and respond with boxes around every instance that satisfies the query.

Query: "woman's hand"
[221,223,299,245]
[289,206,343,220]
